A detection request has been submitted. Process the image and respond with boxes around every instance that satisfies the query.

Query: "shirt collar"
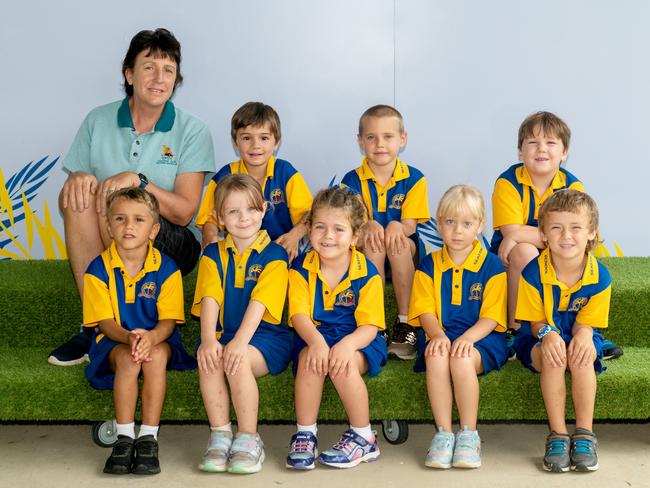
[302,247,368,280]
[117,97,176,132]
[358,157,410,182]
[539,247,599,286]
[438,240,486,272]
[234,156,276,179]
[516,164,566,191]
[223,230,271,255]
[107,240,161,273]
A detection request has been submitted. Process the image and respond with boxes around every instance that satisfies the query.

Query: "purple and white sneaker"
[317,429,380,468]
[286,431,318,470]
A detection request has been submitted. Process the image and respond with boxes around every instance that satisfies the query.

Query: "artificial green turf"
[1,258,649,422]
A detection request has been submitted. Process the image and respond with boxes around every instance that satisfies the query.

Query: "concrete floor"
[1,423,648,487]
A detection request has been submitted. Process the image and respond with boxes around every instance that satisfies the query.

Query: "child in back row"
[409,185,507,469]
[83,188,196,475]
[196,102,313,261]
[514,189,610,473]
[342,105,430,361]
[193,174,293,474]
[286,187,387,470]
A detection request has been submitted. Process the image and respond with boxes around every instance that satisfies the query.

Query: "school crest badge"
[138,281,157,299]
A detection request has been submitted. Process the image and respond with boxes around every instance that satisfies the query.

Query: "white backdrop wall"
[1,0,647,258]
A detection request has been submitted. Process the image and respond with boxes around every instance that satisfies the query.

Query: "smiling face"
[218,189,266,244]
[309,207,356,263]
[107,198,159,252]
[124,50,177,109]
[540,209,596,262]
[358,115,407,170]
[518,125,568,180]
[235,122,280,169]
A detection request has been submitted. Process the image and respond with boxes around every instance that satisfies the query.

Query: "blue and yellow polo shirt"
[83,241,184,336]
[408,241,507,337]
[196,157,313,240]
[341,158,430,228]
[516,248,611,341]
[490,163,584,253]
[288,248,385,330]
[64,98,215,191]
[191,230,288,339]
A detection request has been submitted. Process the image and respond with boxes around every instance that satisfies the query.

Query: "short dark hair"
[518,111,571,150]
[231,102,282,142]
[122,28,183,97]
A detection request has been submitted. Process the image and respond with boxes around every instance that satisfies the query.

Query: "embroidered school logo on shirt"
[138,282,157,299]
[388,193,405,210]
[245,264,264,282]
[568,297,589,312]
[468,283,483,301]
[156,145,177,166]
[335,289,356,307]
[270,188,285,204]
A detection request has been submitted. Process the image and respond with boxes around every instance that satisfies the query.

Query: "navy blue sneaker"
[317,429,380,468]
[286,431,318,470]
[506,328,518,360]
[47,330,91,366]
[601,339,623,360]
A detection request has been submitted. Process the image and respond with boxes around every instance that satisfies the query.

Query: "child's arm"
[201,221,222,249]
[328,324,377,378]
[196,296,223,375]
[450,318,499,358]
[533,320,566,368]
[131,320,176,363]
[567,323,596,369]
[292,313,330,376]
[222,300,266,375]
[419,313,451,357]
[499,224,544,265]
[384,218,416,256]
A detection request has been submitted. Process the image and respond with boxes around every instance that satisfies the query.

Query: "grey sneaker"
[228,432,265,474]
[388,318,417,360]
[570,428,599,472]
[425,427,455,469]
[452,426,481,468]
[198,430,233,473]
[543,432,570,473]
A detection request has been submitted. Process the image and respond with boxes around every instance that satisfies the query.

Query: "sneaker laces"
[546,438,568,455]
[430,431,453,453]
[332,432,362,455]
[290,434,314,453]
[112,438,133,456]
[135,438,158,457]
[393,322,417,345]
[455,430,478,451]
[572,438,594,454]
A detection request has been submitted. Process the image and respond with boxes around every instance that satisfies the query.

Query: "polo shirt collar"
[223,230,271,255]
[358,157,410,182]
[117,97,176,133]
[438,240,486,272]
[516,164,566,191]
[539,248,599,286]
[106,241,161,274]
[302,247,368,280]
[235,156,276,179]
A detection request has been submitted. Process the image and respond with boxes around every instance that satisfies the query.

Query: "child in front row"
[342,104,430,361]
[286,187,387,470]
[408,185,507,469]
[193,174,293,474]
[195,101,313,261]
[514,189,610,473]
[83,188,196,475]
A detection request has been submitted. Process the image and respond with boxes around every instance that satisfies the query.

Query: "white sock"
[297,423,317,435]
[138,424,159,440]
[398,314,408,323]
[210,422,232,433]
[351,424,373,441]
[116,422,135,439]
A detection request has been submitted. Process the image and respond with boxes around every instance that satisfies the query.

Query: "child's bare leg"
[531,346,568,433]
[199,357,230,428]
[329,352,369,427]
[364,248,386,285]
[140,343,171,426]
[505,243,538,330]
[387,240,416,316]
[425,353,453,432]
[295,349,326,425]
[449,348,483,430]
[569,363,597,432]
[109,345,141,424]
[226,345,268,434]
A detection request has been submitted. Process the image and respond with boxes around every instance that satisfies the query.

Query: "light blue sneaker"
[286,431,318,470]
[198,430,233,472]
[317,429,380,468]
[425,427,455,469]
[452,426,481,468]
[227,432,265,474]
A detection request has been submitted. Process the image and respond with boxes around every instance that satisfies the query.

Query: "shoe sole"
[543,462,570,473]
[132,465,161,475]
[47,354,89,366]
[286,448,318,470]
[387,345,417,360]
[452,460,481,468]
[103,466,131,475]
[424,459,451,469]
[198,462,227,473]
[572,462,599,472]
[227,450,265,474]
[317,450,380,468]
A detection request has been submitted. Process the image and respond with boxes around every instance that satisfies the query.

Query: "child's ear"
[539,228,548,247]
[477,219,485,236]
[105,216,114,239]
[149,222,161,241]
[262,201,268,213]
[399,130,408,149]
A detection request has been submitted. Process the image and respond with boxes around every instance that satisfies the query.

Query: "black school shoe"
[601,339,624,361]
[103,435,135,474]
[47,330,91,366]
[133,435,161,475]
[388,317,418,360]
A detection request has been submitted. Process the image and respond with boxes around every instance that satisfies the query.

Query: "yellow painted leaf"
[0,248,24,259]
[614,243,624,257]
[0,168,14,226]
[21,192,35,251]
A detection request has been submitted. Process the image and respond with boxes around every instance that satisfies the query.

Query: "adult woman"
[49,28,215,366]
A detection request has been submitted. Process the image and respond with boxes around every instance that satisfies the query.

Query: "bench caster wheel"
[381,420,408,444]
[92,420,117,448]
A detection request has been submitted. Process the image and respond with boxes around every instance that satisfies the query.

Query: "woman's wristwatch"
[137,173,149,189]
[537,324,560,341]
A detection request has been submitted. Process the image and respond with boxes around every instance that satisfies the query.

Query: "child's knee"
[509,243,539,270]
